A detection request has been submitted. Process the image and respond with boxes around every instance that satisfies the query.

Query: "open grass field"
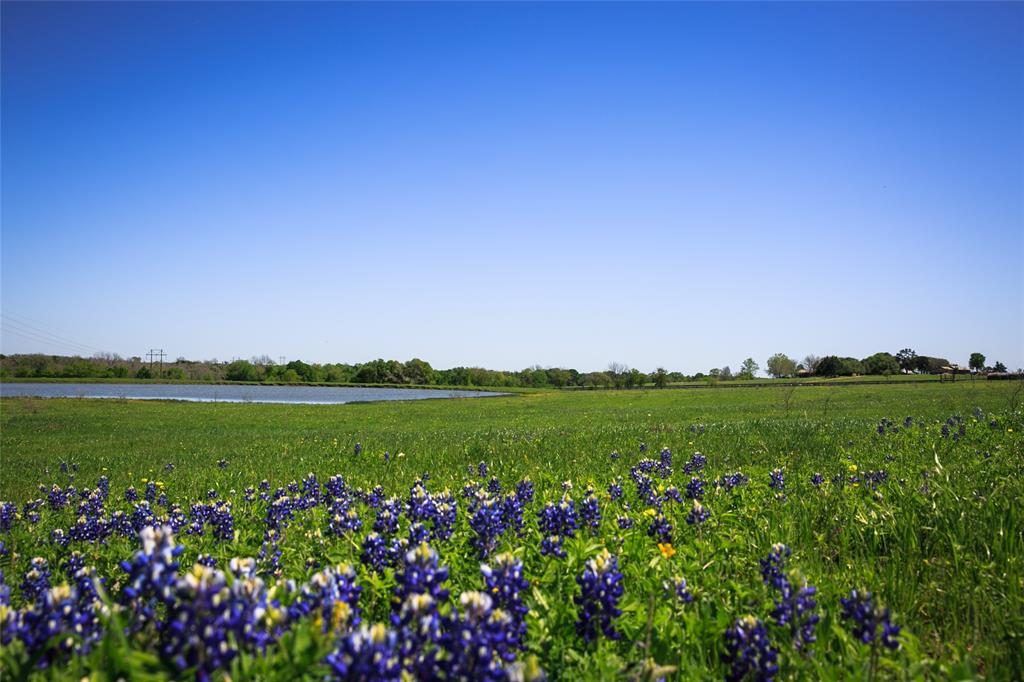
[0,382,1021,680]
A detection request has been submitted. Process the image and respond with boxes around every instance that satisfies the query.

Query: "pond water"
[0,383,507,405]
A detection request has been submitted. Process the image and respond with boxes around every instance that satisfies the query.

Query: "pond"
[0,382,507,405]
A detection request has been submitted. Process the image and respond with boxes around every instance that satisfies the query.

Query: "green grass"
[0,381,1021,680]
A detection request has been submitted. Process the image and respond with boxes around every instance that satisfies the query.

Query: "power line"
[0,320,100,355]
[0,313,106,354]
[0,326,99,356]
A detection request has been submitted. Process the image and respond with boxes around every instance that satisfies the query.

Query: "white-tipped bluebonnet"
[647,513,673,544]
[326,623,402,681]
[574,549,624,643]
[120,526,183,620]
[20,557,52,603]
[686,500,710,526]
[469,495,507,559]
[393,542,450,605]
[723,616,779,682]
[538,496,578,558]
[288,563,362,634]
[481,553,529,648]
[361,532,391,574]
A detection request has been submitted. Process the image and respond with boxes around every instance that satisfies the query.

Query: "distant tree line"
[0,348,1015,388]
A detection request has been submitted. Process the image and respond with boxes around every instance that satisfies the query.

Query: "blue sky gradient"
[2,2,1022,373]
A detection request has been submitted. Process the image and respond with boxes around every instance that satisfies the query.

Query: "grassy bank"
[0,381,1021,679]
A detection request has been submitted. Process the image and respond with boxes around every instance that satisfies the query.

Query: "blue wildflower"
[574,549,624,643]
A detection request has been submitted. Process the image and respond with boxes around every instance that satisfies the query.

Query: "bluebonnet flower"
[408,521,431,545]
[161,562,276,678]
[610,450,620,461]
[574,549,624,643]
[431,491,458,542]
[210,502,234,541]
[11,579,107,664]
[374,497,403,536]
[769,469,785,495]
[206,488,219,500]
[407,480,438,525]
[723,616,779,682]
[328,497,363,536]
[903,416,913,428]
[478,461,488,477]
[515,479,534,505]
[131,501,156,533]
[288,563,362,634]
[671,573,696,602]
[354,442,362,456]
[686,500,710,526]
[617,515,634,530]
[361,532,392,574]
[607,479,623,501]
[326,623,402,682]
[481,553,529,646]
[639,442,647,453]
[470,495,507,558]
[125,486,138,502]
[217,458,228,469]
[840,589,900,650]
[50,528,69,547]
[647,513,673,544]
[47,484,69,511]
[20,557,52,603]
[579,490,601,532]
[537,496,578,558]
[487,477,502,494]
[393,542,450,605]
[257,529,283,578]
[760,544,819,652]
[197,554,217,568]
[759,544,791,591]
[0,501,16,532]
[811,473,824,487]
[501,493,525,537]
[683,452,707,474]
[717,472,749,492]
[662,486,684,504]
[265,496,296,531]
[443,591,521,680]
[657,447,673,478]
[120,526,183,620]
[143,481,158,502]
[686,476,705,501]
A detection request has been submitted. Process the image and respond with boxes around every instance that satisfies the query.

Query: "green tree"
[737,358,759,380]
[862,352,899,376]
[766,353,796,379]
[814,356,845,376]
[969,353,986,373]
[403,358,436,385]
[993,361,1007,373]
[896,348,917,373]
[225,360,258,382]
[652,367,668,388]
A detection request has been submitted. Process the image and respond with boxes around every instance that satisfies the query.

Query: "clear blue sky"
[2,2,1022,373]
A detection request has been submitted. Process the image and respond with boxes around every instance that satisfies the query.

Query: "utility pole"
[148,349,166,376]
[279,356,286,366]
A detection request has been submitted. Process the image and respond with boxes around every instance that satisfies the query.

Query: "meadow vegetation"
[0,382,1021,680]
